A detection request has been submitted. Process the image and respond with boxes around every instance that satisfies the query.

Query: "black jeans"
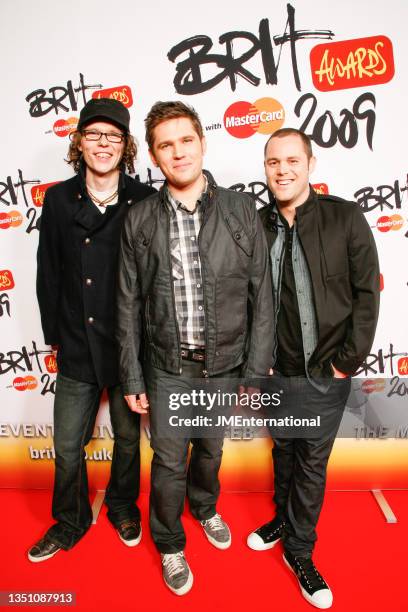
[46,374,141,550]
[146,360,239,554]
[269,373,351,558]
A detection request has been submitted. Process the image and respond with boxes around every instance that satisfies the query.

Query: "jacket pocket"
[215,276,248,347]
[224,212,253,257]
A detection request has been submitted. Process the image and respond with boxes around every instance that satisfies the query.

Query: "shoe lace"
[203,513,224,531]
[295,558,327,590]
[162,552,185,578]
[120,520,136,530]
[258,519,285,539]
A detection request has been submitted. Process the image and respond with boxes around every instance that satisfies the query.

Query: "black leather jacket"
[259,188,380,379]
[117,171,274,394]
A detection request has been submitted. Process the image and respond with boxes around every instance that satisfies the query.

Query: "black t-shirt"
[274,213,306,376]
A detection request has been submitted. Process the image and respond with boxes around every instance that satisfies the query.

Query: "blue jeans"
[46,374,140,550]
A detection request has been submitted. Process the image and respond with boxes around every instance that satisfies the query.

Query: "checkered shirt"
[166,184,206,349]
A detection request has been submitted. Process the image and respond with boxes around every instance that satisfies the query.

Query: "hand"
[125,393,150,414]
[331,363,348,379]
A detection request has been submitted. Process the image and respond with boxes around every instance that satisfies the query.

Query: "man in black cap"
[28,98,155,562]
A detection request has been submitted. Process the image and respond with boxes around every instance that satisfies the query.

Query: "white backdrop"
[1,0,407,490]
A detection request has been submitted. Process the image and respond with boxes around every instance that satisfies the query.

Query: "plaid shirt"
[166,182,207,348]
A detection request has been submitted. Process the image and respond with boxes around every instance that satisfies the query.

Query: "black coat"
[36,169,155,388]
[259,188,380,378]
[117,171,275,395]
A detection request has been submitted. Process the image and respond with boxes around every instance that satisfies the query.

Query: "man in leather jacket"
[247,128,380,609]
[29,98,155,563]
[117,101,274,595]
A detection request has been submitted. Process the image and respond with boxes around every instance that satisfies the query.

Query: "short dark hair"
[145,101,204,150]
[264,128,313,159]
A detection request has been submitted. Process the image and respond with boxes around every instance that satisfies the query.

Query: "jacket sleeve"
[116,210,145,395]
[332,205,380,375]
[241,204,275,378]
[36,190,62,346]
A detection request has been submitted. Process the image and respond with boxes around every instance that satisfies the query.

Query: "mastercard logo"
[53,117,78,138]
[398,358,408,376]
[44,354,58,374]
[0,211,23,230]
[13,376,38,391]
[224,98,285,139]
[376,214,404,232]
[361,379,385,394]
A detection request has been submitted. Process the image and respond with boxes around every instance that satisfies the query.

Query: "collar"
[166,174,208,215]
[78,157,126,200]
[266,185,317,231]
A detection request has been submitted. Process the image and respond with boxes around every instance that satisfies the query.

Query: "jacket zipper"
[166,209,182,373]
[198,194,212,378]
[272,234,286,365]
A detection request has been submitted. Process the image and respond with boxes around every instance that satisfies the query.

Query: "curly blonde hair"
[66,131,137,174]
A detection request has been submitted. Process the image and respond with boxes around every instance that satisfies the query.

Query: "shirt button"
[197,283,201,288]
[88,317,94,324]
[84,238,90,245]
[77,194,82,200]
[193,260,198,265]
[127,199,132,204]
[86,278,92,286]
[191,236,196,241]
[303,322,307,325]
[198,306,203,311]
[199,328,204,332]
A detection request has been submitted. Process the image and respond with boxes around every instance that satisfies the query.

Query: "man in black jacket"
[117,101,274,595]
[247,128,380,609]
[29,98,155,562]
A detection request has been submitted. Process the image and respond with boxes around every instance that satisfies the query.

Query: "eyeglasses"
[80,129,125,143]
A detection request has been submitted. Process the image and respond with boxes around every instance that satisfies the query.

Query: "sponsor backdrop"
[0,0,407,492]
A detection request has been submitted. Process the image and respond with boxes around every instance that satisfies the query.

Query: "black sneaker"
[116,519,142,547]
[247,517,285,550]
[28,536,61,563]
[283,551,333,609]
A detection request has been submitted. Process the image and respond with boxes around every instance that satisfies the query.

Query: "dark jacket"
[117,171,274,395]
[36,167,155,388]
[259,188,380,379]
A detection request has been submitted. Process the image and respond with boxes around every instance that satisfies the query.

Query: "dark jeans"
[146,360,239,553]
[270,373,351,558]
[46,374,141,550]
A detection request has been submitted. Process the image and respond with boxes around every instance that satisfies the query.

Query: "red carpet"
[1,489,407,612]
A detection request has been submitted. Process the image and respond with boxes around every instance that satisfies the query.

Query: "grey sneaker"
[200,513,231,549]
[161,551,193,596]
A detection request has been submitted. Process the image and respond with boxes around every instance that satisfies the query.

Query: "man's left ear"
[309,156,316,175]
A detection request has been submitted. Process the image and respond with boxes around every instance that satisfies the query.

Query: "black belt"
[181,348,205,362]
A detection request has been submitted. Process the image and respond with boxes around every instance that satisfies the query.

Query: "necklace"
[87,186,118,207]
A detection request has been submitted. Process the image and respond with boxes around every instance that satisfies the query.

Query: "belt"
[181,348,206,362]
